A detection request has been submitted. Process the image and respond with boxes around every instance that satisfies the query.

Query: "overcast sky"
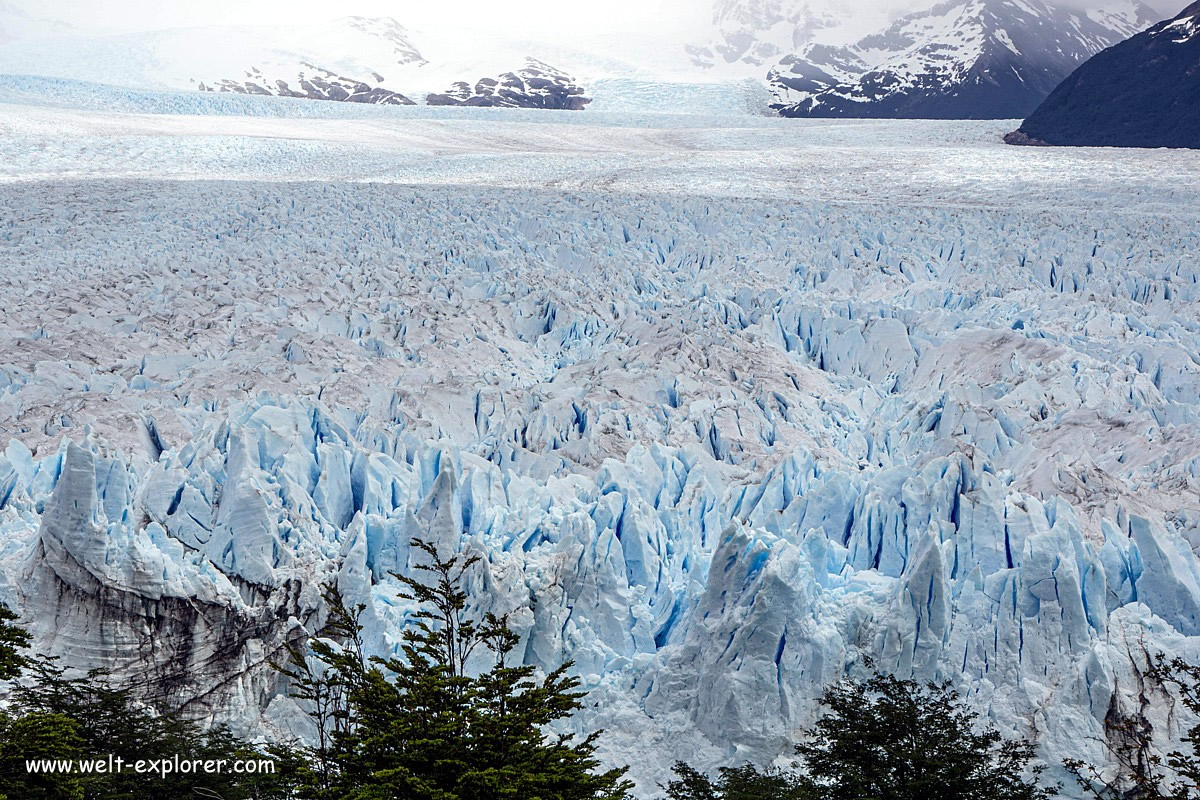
[10,0,699,36]
[8,0,1181,37]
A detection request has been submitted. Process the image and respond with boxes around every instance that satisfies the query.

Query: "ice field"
[2,97,1200,792]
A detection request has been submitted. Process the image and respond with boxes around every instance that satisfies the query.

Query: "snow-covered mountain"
[686,0,902,73]
[426,59,591,109]
[0,0,1168,117]
[193,17,422,105]
[687,0,844,69]
[0,0,71,43]
[0,13,597,110]
[768,0,1159,118]
[1008,0,1200,147]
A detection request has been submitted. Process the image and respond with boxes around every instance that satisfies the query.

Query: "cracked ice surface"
[1,102,1200,792]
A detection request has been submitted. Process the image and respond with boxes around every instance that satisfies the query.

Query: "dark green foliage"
[797,673,1056,800]
[279,538,635,800]
[0,604,81,800]
[0,602,298,800]
[665,762,812,800]
[0,712,85,800]
[1012,2,1200,149]
[0,604,30,682]
[1065,654,1200,799]
[668,671,1056,800]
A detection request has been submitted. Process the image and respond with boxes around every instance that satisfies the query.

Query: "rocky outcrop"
[199,64,414,105]
[426,59,591,110]
[1008,0,1200,148]
[194,16,422,106]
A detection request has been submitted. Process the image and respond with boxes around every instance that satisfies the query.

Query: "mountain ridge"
[768,0,1158,118]
[0,14,596,110]
[1007,0,1200,147]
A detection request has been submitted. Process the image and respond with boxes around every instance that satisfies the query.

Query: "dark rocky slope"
[1007,0,1200,148]
[426,59,591,110]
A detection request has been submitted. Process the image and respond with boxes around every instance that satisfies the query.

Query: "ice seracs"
[2,133,1199,792]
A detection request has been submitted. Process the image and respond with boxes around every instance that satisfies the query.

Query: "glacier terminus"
[0,102,1199,794]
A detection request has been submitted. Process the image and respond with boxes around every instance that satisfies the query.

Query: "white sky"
[9,0,701,37]
[7,0,1181,37]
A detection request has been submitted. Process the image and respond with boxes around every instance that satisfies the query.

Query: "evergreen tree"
[665,762,811,800]
[283,538,635,800]
[667,671,1057,800]
[0,711,85,800]
[273,584,368,798]
[0,605,30,682]
[797,673,1057,800]
[0,603,82,800]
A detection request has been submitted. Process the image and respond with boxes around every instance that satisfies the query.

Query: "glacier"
[1,102,1200,794]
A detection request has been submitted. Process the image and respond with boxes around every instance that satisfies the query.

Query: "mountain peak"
[770,0,1153,118]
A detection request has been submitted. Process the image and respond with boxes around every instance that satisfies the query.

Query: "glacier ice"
[1,108,1199,794]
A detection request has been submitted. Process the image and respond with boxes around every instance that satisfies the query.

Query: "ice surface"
[1,100,1199,794]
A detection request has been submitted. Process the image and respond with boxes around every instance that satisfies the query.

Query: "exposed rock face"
[342,15,425,66]
[199,64,415,105]
[426,59,591,110]
[768,0,1157,118]
[1008,0,1200,148]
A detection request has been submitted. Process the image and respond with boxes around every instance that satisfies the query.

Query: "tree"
[273,584,368,798]
[0,604,30,682]
[797,673,1057,800]
[665,762,812,800]
[0,603,82,800]
[0,602,298,800]
[1156,656,1200,800]
[0,711,85,800]
[282,538,635,800]
[666,671,1056,800]
[1065,654,1200,799]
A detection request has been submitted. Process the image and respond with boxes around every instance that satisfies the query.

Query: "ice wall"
[1,178,1198,792]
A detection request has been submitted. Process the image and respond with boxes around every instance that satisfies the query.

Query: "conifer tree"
[283,538,635,800]
[0,603,84,800]
[665,761,811,800]
[796,673,1056,800]
[667,671,1057,800]
[0,605,30,682]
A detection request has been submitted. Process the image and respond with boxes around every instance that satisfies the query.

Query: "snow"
[995,27,1022,55]
[769,0,1156,115]
[694,0,906,73]
[0,8,777,112]
[1159,10,1200,43]
[2,98,1200,795]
